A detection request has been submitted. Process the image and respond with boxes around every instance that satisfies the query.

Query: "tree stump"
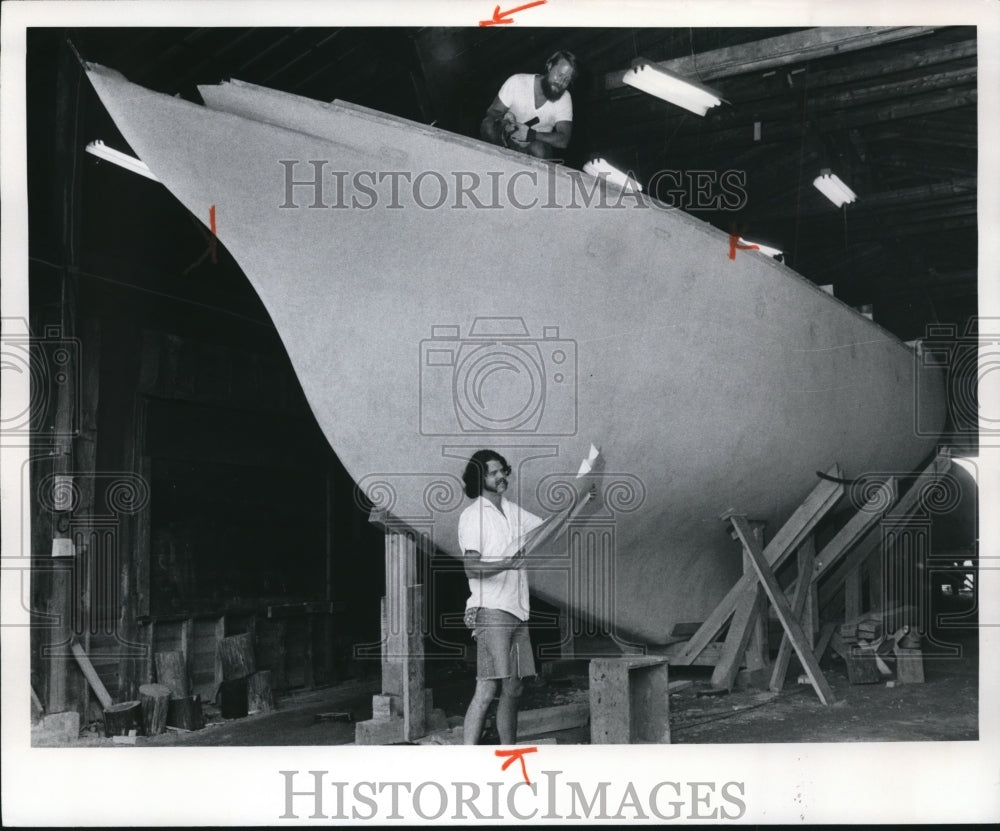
[167,694,204,730]
[219,678,249,719]
[219,634,256,680]
[139,683,171,736]
[103,701,142,737]
[154,651,189,698]
[247,670,275,714]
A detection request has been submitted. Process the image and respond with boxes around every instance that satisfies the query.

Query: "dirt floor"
[44,628,977,748]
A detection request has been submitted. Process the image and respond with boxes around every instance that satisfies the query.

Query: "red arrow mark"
[480,1,546,26]
[495,746,538,785]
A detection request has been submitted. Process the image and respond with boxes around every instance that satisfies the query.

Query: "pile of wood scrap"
[830,609,924,685]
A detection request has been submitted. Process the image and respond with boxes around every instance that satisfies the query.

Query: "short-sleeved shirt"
[497,73,573,135]
[459,496,545,621]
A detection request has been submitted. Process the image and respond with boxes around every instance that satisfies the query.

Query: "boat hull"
[86,66,946,643]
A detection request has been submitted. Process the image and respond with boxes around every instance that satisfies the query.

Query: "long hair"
[462,450,511,499]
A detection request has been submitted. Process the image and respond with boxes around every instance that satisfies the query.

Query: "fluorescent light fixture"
[738,237,782,258]
[622,60,723,116]
[812,169,856,207]
[582,158,643,192]
[85,139,159,182]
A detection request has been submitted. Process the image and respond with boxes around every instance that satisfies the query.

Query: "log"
[154,651,189,698]
[247,671,275,714]
[167,694,204,730]
[219,678,249,719]
[103,700,142,737]
[218,634,256,681]
[139,683,171,736]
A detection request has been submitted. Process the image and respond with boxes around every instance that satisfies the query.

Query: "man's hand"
[508,122,530,143]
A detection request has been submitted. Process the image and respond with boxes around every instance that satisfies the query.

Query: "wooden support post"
[743,525,770,676]
[769,536,816,692]
[731,516,835,705]
[867,552,884,610]
[800,536,819,639]
[213,616,225,699]
[845,566,862,620]
[357,529,428,744]
[710,587,759,691]
[675,468,844,665]
[402,586,426,742]
[46,562,73,714]
[590,657,670,743]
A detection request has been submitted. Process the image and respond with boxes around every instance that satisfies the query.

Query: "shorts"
[474,607,536,681]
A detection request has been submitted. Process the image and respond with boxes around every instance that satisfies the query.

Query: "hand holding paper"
[502,444,604,564]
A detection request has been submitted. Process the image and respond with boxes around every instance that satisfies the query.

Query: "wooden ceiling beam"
[605,27,938,89]
[648,86,975,158]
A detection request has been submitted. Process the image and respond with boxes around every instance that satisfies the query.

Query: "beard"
[540,76,564,102]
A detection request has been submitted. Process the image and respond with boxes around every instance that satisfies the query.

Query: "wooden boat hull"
[86,66,946,643]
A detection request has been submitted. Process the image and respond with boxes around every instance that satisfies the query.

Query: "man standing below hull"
[459,450,545,745]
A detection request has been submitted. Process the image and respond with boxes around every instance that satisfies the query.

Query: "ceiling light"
[85,140,159,182]
[738,238,782,258]
[582,158,643,192]
[622,60,723,116]
[812,169,856,207]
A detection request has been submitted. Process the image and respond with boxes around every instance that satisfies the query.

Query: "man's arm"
[525,119,572,150]
[463,548,525,580]
[484,95,510,122]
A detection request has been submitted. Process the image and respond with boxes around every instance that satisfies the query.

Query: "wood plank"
[518,702,589,736]
[71,641,113,710]
[845,567,863,620]
[674,467,843,664]
[731,516,835,705]
[402,586,425,742]
[769,537,816,692]
[814,622,836,661]
[812,478,898,580]
[742,536,769,674]
[710,586,760,691]
[605,27,937,88]
[819,454,950,608]
[867,556,884,610]
[801,537,819,640]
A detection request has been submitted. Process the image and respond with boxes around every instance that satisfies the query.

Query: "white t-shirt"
[497,73,573,135]
[459,496,545,621]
